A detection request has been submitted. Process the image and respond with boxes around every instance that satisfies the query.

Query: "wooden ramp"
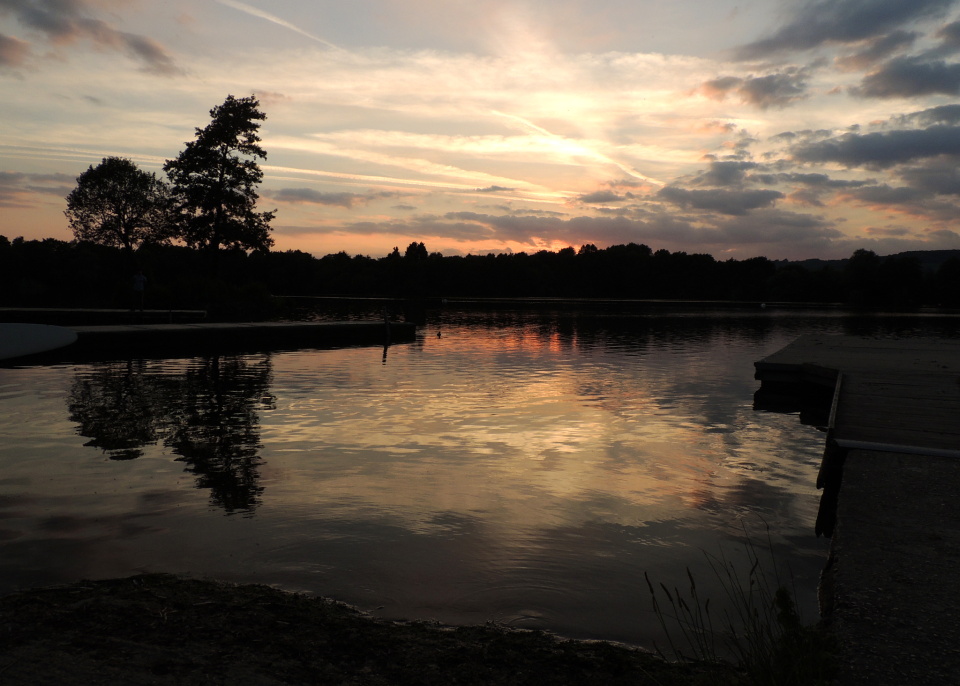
[755,334,960,458]
[755,333,960,383]
[755,335,960,685]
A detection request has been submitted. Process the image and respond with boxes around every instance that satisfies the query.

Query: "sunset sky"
[4,0,960,260]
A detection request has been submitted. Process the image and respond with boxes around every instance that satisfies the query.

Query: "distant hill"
[782,257,846,271]
[887,249,960,271]
[781,249,960,272]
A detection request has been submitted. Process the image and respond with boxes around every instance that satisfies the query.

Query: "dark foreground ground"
[0,574,738,686]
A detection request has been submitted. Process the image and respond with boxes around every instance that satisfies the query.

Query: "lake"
[2,305,957,649]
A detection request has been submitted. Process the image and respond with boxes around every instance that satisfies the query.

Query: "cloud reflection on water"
[0,308,845,646]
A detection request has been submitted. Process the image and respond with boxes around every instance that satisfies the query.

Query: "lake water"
[2,306,957,649]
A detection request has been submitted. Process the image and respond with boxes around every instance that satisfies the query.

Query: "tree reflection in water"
[67,355,275,515]
[67,359,162,461]
[166,356,275,514]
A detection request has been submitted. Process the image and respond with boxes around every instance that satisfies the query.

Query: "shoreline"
[0,573,737,685]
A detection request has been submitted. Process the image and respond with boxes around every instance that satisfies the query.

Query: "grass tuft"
[645,523,836,685]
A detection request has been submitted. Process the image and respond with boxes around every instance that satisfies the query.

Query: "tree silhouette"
[844,248,881,306]
[404,241,428,260]
[933,257,960,307]
[877,255,923,307]
[64,157,171,261]
[164,95,275,267]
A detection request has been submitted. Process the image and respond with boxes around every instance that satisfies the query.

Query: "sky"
[4,0,960,261]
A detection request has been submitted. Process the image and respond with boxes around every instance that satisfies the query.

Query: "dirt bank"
[0,574,737,685]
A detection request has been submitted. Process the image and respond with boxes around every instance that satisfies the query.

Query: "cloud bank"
[0,0,179,73]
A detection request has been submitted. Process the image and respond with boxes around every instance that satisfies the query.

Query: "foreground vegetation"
[646,531,836,686]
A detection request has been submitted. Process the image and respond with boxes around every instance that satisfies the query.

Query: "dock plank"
[836,412,960,437]
[826,450,960,685]
[837,399,960,425]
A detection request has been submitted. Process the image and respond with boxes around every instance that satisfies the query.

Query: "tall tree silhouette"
[164,95,275,270]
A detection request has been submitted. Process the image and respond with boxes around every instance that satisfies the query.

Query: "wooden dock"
[755,335,960,685]
[0,307,208,325]
[756,334,960,458]
[5,321,416,363]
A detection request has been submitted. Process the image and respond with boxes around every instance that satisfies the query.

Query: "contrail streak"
[215,0,343,52]
[491,110,665,187]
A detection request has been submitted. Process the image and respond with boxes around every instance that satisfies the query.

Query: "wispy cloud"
[268,134,553,197]
[269,187,395,208]
[0,32,29,67]
[0,170,74,208]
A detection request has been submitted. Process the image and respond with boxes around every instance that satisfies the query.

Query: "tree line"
[2,235,959,314]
